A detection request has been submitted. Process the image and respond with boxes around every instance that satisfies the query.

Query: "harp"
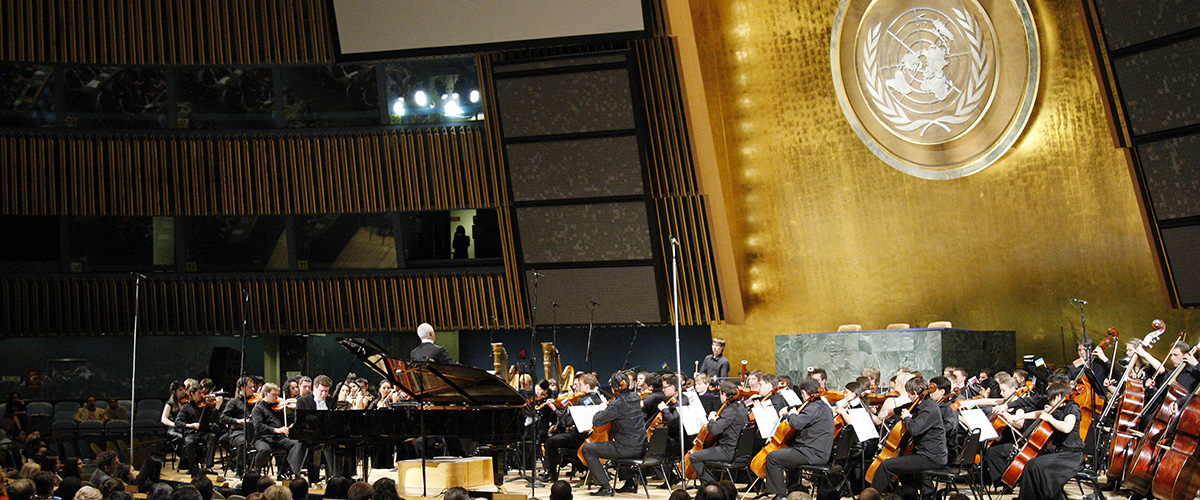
[541,342,575,390]
[491,343,520,388]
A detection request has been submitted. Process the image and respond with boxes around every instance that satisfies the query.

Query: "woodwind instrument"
[542,342,575,391]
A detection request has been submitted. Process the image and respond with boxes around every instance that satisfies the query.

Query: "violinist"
[640,373,667,422]
[653,373,687,462]
[175,386,220,477]
[690,381,749,483]
[219,376,259,474]
[539,373,603,483]
[692,374,721,414]
[764,377,835,500]
[809,368,828,390]
[869,375,948,495]
[982,376,1039,486]
[1010,381,1084,500]
[580,372,647,496]
[250,383,304,481]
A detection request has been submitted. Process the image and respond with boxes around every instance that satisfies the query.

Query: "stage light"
[469,90,480,103]
[392,98,406,116]
[413,90,428,107]
[444,100,465,117]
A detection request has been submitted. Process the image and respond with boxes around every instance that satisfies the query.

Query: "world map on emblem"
[861,7,993,144]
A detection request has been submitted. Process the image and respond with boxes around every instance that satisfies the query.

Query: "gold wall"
[686,0,1200,372]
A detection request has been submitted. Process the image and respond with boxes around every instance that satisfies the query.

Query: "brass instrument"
[491,343,520,388]
[541,342,575,390]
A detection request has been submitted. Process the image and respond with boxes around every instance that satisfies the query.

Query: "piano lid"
[337,337,526,406]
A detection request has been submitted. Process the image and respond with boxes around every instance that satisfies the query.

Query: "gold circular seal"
[831,0,1039,179]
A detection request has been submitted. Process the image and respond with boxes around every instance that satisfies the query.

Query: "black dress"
[1015,401,1084,500]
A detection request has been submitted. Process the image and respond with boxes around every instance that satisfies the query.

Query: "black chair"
[794,427,855,499]
[1072,467,1104,500]
[707,426,759,484]
[923,428,988,500]
[611,427,673,498]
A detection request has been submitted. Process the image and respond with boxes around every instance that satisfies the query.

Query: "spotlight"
[444,100,464,117]
[469,90,480,103]
[392,98,406,116]
[413,90,428,107]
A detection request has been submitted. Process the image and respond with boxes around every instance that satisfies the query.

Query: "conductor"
[410,323,456,364]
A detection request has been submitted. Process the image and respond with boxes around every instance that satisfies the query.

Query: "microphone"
[589,301,600,306]
[130,272,147,279]
[531,271,545,277]
[670,236,680,246]
[552,302,559,308]
[1071,298,1088,305]
[243,290,251,302]
[636,321,645,327]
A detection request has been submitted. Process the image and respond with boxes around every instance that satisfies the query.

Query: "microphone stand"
[525,273,543,496]
[670,236,686,484]
[586,303,597,374]
[622,322,641,370]
[129,273,144,463]
[238,289,250,477]
[552,303,558,347]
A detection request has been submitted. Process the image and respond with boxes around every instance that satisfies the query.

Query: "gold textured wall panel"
[688,0,1200,370]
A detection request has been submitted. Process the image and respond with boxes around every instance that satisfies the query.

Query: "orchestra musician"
[295,375,341,481]
[763,377,834,500]
[410,323,455,364]
[1008,381,1085,500]
[1099,337,1154,394]
[692,374,721,413]
[580,372,648,496]
[1066,337,1109,398]
[175,385,221,477]
[652,373,688,484]
[538,373,604,483]
[640,373,667,422]
[219,376,260,475]
[698,338,730,380]
[689,381,749,483]
[250,383,305,481]
[869,375,948,495]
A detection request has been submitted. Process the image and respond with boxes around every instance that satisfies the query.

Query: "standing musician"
[250,383,305,481]
[580,372,648,496]
[690,381,750,483]
[698,338,730,380]
[410,323,456,364]
[1009,381,1085,500]
[176,386,221,477]
[295,375,341,481]
[539,373,603,483]
[763,377,834,500]
[869,375,948,494]
[220,376,259,475]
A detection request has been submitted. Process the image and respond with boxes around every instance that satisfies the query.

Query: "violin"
[537,391,586,410]
[271,398,297,412]
[195,395,220,407]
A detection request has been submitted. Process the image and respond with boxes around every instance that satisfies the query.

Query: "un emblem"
[832,0,1038,179]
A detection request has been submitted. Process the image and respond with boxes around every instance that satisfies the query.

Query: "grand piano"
[291,338,528,482]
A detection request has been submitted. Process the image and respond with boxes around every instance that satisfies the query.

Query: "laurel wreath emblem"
[862,8,989,137]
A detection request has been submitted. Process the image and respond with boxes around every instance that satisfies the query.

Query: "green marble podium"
[775,328,1016,388]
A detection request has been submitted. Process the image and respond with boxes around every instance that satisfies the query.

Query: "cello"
[1121,339,1197,494]
[683,399,732,479]
[1103,324,1167,482]
[1072,328,1118,441]
[865,383,936,483]
[1000,383,1081,488]
[1151,385,1200,500]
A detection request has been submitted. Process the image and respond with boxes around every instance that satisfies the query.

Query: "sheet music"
[779,388,803,407]
[752,401,780,439]
[679,391,708,435]
[569,403,607,432]
[959,408,999,441]
[846,408,879,443]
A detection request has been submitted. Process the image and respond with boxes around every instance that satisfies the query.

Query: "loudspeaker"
[208,347,242,393]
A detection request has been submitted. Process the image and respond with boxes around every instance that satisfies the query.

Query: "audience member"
[89,453,118,488]
[717,480,737,500]
[346,483,372,500]
[135,457,162,492]
[253,478,274,495]
[857,488,881,500]
[286,478,308,500]
[237,473,260,498]
[73,486,101,500]
[73,400,106,423]
[245,493,264,500]
[368,479,395,500]
[102,491,131,500]
[103,401,127,423]
[37,457,60,479]
[1,469,11,500]
[9,480,35,500]
[111,466,132,486]
[144,484,172,500]
[61,459,82,479]
[19,463,40,480]
[169,486,202,500]
[31,471,56,500]
[98,478,124,499]
[191,477,214,500]
[55,476,82,500]
[261,486,290,500]
[667,489,691,500]
[441,488,468,500]
[548,480,571,500]
[694,483,723,500]
[323,478,350,500]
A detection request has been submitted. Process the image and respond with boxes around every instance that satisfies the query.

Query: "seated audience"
[74,399,106,423]
[9,480,35,500]
[368,479,396,500]
[323,478,351,500]
[55,476,82,500]
[346,483,372,500]
[287,479,307,500]
[549,480,571,500]
[73,486,101,500]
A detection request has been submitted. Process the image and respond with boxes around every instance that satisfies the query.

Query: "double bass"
[1151,385,1200,500]
[1103,324,1166,482]
[1122,339,1198,494]
[1000,384,1081,488]
[865,383,936,483]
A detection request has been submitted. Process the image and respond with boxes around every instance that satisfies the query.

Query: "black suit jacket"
[411,341,456,364]
[295,393,337,411]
